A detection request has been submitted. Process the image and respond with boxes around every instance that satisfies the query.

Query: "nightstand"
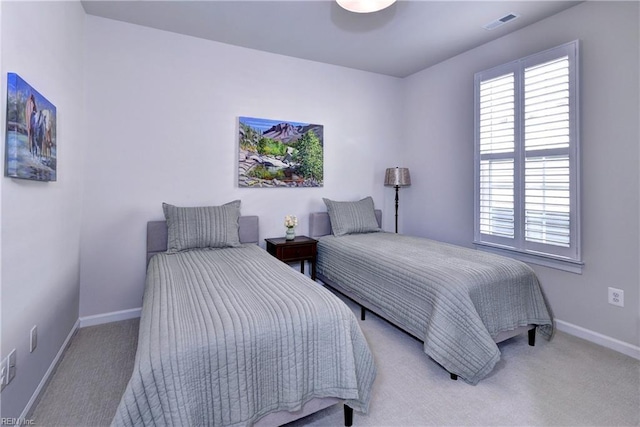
[265,236,318,281]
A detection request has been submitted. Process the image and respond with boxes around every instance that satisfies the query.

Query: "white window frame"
[474,40,582,273]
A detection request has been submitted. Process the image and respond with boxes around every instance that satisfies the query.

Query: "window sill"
[474,242,584,274]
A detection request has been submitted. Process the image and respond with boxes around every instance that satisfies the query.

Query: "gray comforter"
[112,245,375,426]
[317,232,553,385]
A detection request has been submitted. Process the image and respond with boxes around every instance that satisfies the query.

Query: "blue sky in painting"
[239,116,310,133]
[8,73,57,113]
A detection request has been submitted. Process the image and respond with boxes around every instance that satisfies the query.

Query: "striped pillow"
[162,200,241,253]
[323,197,380,236]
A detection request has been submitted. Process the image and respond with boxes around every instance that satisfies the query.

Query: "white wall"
[0,0,85,418]
[401,1,639,348]
[80,16,403,317]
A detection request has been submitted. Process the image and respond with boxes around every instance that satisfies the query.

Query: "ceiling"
[81,0,582,78]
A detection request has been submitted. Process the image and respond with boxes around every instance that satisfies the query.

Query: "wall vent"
[483,13,520,30]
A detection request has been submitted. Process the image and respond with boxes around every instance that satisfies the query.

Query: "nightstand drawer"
[281,244,314,260]
[264,236,318,281]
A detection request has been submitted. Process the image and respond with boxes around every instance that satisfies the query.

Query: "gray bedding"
[317,232,553,385]
[112,245,375,426]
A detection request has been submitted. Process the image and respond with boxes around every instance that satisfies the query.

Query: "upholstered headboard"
[146,215,260,264]
[309,210,382,238]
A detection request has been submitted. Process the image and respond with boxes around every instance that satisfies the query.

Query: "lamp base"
[394,186,399,234]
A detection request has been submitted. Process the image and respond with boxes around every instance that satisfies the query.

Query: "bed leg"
[450,373,458,381]
[528,326,536,346]
[360,306,366,321]
[344,404,353,426]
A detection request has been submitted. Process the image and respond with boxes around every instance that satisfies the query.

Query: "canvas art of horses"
[6,72,57,181]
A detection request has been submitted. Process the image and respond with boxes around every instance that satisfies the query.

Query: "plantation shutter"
[523,56,571,249]
[474,41,581,265]
[478,72,516,241]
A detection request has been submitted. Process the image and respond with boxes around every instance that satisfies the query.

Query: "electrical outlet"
[7,349,16,384]
[608,287,624,307]
[30,325,37,353]
[0,359,7,392]
[1,349,16,390]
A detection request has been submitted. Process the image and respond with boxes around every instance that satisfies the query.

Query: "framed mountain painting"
[5,73,57,181]
[238,116,323,188]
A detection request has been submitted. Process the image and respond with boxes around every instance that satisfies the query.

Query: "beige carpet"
[29,318,139,426]
[30,294,640,426]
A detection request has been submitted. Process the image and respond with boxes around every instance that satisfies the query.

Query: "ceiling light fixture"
[336,0,396,13]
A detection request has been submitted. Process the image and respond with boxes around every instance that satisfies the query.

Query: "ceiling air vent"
[483,13,520,30]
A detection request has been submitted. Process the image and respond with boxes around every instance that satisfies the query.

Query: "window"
[474,41,581,271]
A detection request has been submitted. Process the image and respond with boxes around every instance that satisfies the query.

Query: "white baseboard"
[555,319,640,360]
[20,319,80,420]
[79,307,142,328]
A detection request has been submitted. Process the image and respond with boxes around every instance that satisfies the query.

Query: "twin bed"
[311,197,553,385]
[113,202,375,427]
[114,197,553,426]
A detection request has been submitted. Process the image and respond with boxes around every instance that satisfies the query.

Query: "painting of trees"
[238,116,323,187]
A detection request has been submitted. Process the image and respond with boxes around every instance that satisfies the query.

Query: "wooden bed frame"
[146,217,354,426]
[309,210,536,381]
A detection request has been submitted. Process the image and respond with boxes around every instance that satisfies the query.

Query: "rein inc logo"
[0,419,34,426]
